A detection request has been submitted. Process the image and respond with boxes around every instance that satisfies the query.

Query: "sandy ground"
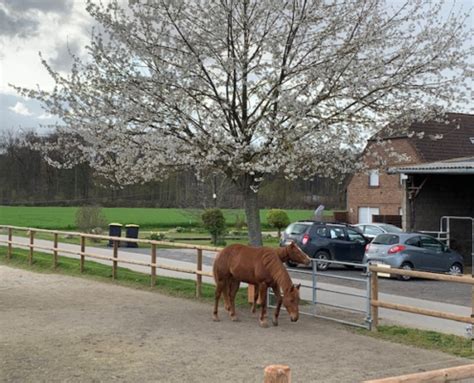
[0,265,471,383]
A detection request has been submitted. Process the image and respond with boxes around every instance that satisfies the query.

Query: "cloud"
[38,113,54,120]
[0,0,74,38]
[8,102,33,116]
[50,39,82,72]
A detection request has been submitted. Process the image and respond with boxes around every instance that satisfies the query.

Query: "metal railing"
[269,258,372,330]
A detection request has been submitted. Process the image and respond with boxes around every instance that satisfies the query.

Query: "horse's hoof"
[212,315,220,322]
[272,319,279,326]
[230,316,240,322]
[259,320,269,328]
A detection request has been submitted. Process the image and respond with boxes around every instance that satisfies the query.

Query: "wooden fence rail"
[369,265,474,331]
[0,225,217,296]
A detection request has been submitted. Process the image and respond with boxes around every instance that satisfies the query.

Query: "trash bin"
[125,224,139,248]
[108,223,123,247]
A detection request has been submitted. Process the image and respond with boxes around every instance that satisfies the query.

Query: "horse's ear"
[296,283,301,290]
[289,241,295,247]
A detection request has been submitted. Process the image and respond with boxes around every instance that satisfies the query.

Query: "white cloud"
[9,101,32,116]
[38,112,54,120]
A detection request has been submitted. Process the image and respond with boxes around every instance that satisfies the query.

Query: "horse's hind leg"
[258,283,269,328]
[224,280,235,312]
[213,280,225,321]
[251,285,259,314]
[228,279,240,321]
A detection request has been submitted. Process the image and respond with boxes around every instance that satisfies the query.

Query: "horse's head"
[287,242,311,266]
[283,283,301,322]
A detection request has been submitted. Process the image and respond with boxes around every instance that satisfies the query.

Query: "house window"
[369,170,379,187]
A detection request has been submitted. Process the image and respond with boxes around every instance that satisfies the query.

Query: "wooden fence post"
[196,249,203,298]
[151,243,157,287]
[112,240,118,280]
[80,235,85,273]
[371,269,379,331]
[264,365,291,383]
[7,227,12,259]
[53,232,58,269]
[28,230,35,265]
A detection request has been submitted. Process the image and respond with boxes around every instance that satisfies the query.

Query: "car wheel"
[398,262,413,281]
[315,251,330,271]
[286,260,297,268]
[448,263,463,275]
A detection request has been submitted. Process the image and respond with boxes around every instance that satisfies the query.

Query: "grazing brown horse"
[248,242,310,315]
[213,244,303,327]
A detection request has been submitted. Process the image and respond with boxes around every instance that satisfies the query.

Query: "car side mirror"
[443,245,450,253]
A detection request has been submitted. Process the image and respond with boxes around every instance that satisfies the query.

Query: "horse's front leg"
[258,283,269,328]
[251,284,259,314]
[272,285,282,326]
[228,278,240,322]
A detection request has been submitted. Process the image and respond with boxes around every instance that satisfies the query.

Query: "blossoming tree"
[16,0,472,245]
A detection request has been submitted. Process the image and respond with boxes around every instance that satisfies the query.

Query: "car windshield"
[372,234,400,245]
[379,224,403,233]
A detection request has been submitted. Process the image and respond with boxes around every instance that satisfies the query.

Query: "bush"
[266,209,290,238]
[201,208,226,245]
[75,205,107,233]
[150,232,167,241]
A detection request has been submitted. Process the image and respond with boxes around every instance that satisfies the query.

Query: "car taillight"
[365,244,370,252]
[388,245,406,254]
[302,233,310,245]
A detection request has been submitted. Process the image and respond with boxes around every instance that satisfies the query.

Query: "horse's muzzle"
[290,316,299,322]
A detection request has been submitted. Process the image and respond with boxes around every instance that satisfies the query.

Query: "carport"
[390,156,474,266]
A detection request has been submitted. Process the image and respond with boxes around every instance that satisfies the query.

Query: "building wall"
[346,139,421,224]
[409,174,474,265]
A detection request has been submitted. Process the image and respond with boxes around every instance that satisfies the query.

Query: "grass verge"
[356,325,473,358]
[0,246,249,306]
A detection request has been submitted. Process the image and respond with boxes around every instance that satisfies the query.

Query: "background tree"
[266,209,290,239]
[16,0,472,245]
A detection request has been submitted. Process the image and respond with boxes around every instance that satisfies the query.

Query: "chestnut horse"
[213,243,304,327]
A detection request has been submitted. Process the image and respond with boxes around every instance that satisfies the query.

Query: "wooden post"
[80,235,85,273]
[112,240,118,280]
[196,249,203,298]
[28,230,35,265]
[53,232,58,269]
[371,270,379,331]
[7,227,12,259]
[151,243,157,287]
[264,365,291,383]
[471,285,474,351]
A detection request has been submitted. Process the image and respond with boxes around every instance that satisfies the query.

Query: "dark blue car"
[280,221,368,270]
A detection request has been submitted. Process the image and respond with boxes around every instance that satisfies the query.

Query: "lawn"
[0,206,324,230]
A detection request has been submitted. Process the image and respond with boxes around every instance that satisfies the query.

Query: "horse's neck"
[264,253,293,292]
[275,246,288,261]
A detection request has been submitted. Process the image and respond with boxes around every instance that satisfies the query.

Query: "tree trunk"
[242,187,263,246]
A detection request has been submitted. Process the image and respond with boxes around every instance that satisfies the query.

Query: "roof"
[389,156,474,174]
[372,113,474,162]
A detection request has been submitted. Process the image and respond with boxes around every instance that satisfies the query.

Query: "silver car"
[363,233,464,280]
[354,223,403,241]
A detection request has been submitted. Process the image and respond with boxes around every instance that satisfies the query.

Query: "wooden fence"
[370,265,474,331]
[0,225,218,297]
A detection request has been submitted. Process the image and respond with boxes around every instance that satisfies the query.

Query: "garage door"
[358,207,380,224]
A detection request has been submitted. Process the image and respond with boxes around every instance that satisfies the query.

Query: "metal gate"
[268,258,372,330]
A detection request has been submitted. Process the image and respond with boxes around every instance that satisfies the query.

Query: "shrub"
[75,205,107,233]
[150,232,167,241]
[201,208,226,245]
[266,209,290,239]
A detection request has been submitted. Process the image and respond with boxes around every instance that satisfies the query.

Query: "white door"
[358,207,380,224]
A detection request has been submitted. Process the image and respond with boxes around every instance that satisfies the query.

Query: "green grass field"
[0,206,323,230]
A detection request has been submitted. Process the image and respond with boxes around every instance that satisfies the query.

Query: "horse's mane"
[261,252,293,292]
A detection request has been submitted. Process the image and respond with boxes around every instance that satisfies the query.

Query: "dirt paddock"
[0,265,470,382]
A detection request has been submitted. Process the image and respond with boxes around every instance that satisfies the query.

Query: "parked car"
[354,223,403,241]
[280,221,369,270]
[363,233,464,280]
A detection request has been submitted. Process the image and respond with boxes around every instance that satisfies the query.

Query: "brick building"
[346,113,474,225]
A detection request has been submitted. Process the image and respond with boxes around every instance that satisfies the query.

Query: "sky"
[0,0,473,135]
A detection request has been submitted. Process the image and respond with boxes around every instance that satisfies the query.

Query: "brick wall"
[346,138,421,224]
